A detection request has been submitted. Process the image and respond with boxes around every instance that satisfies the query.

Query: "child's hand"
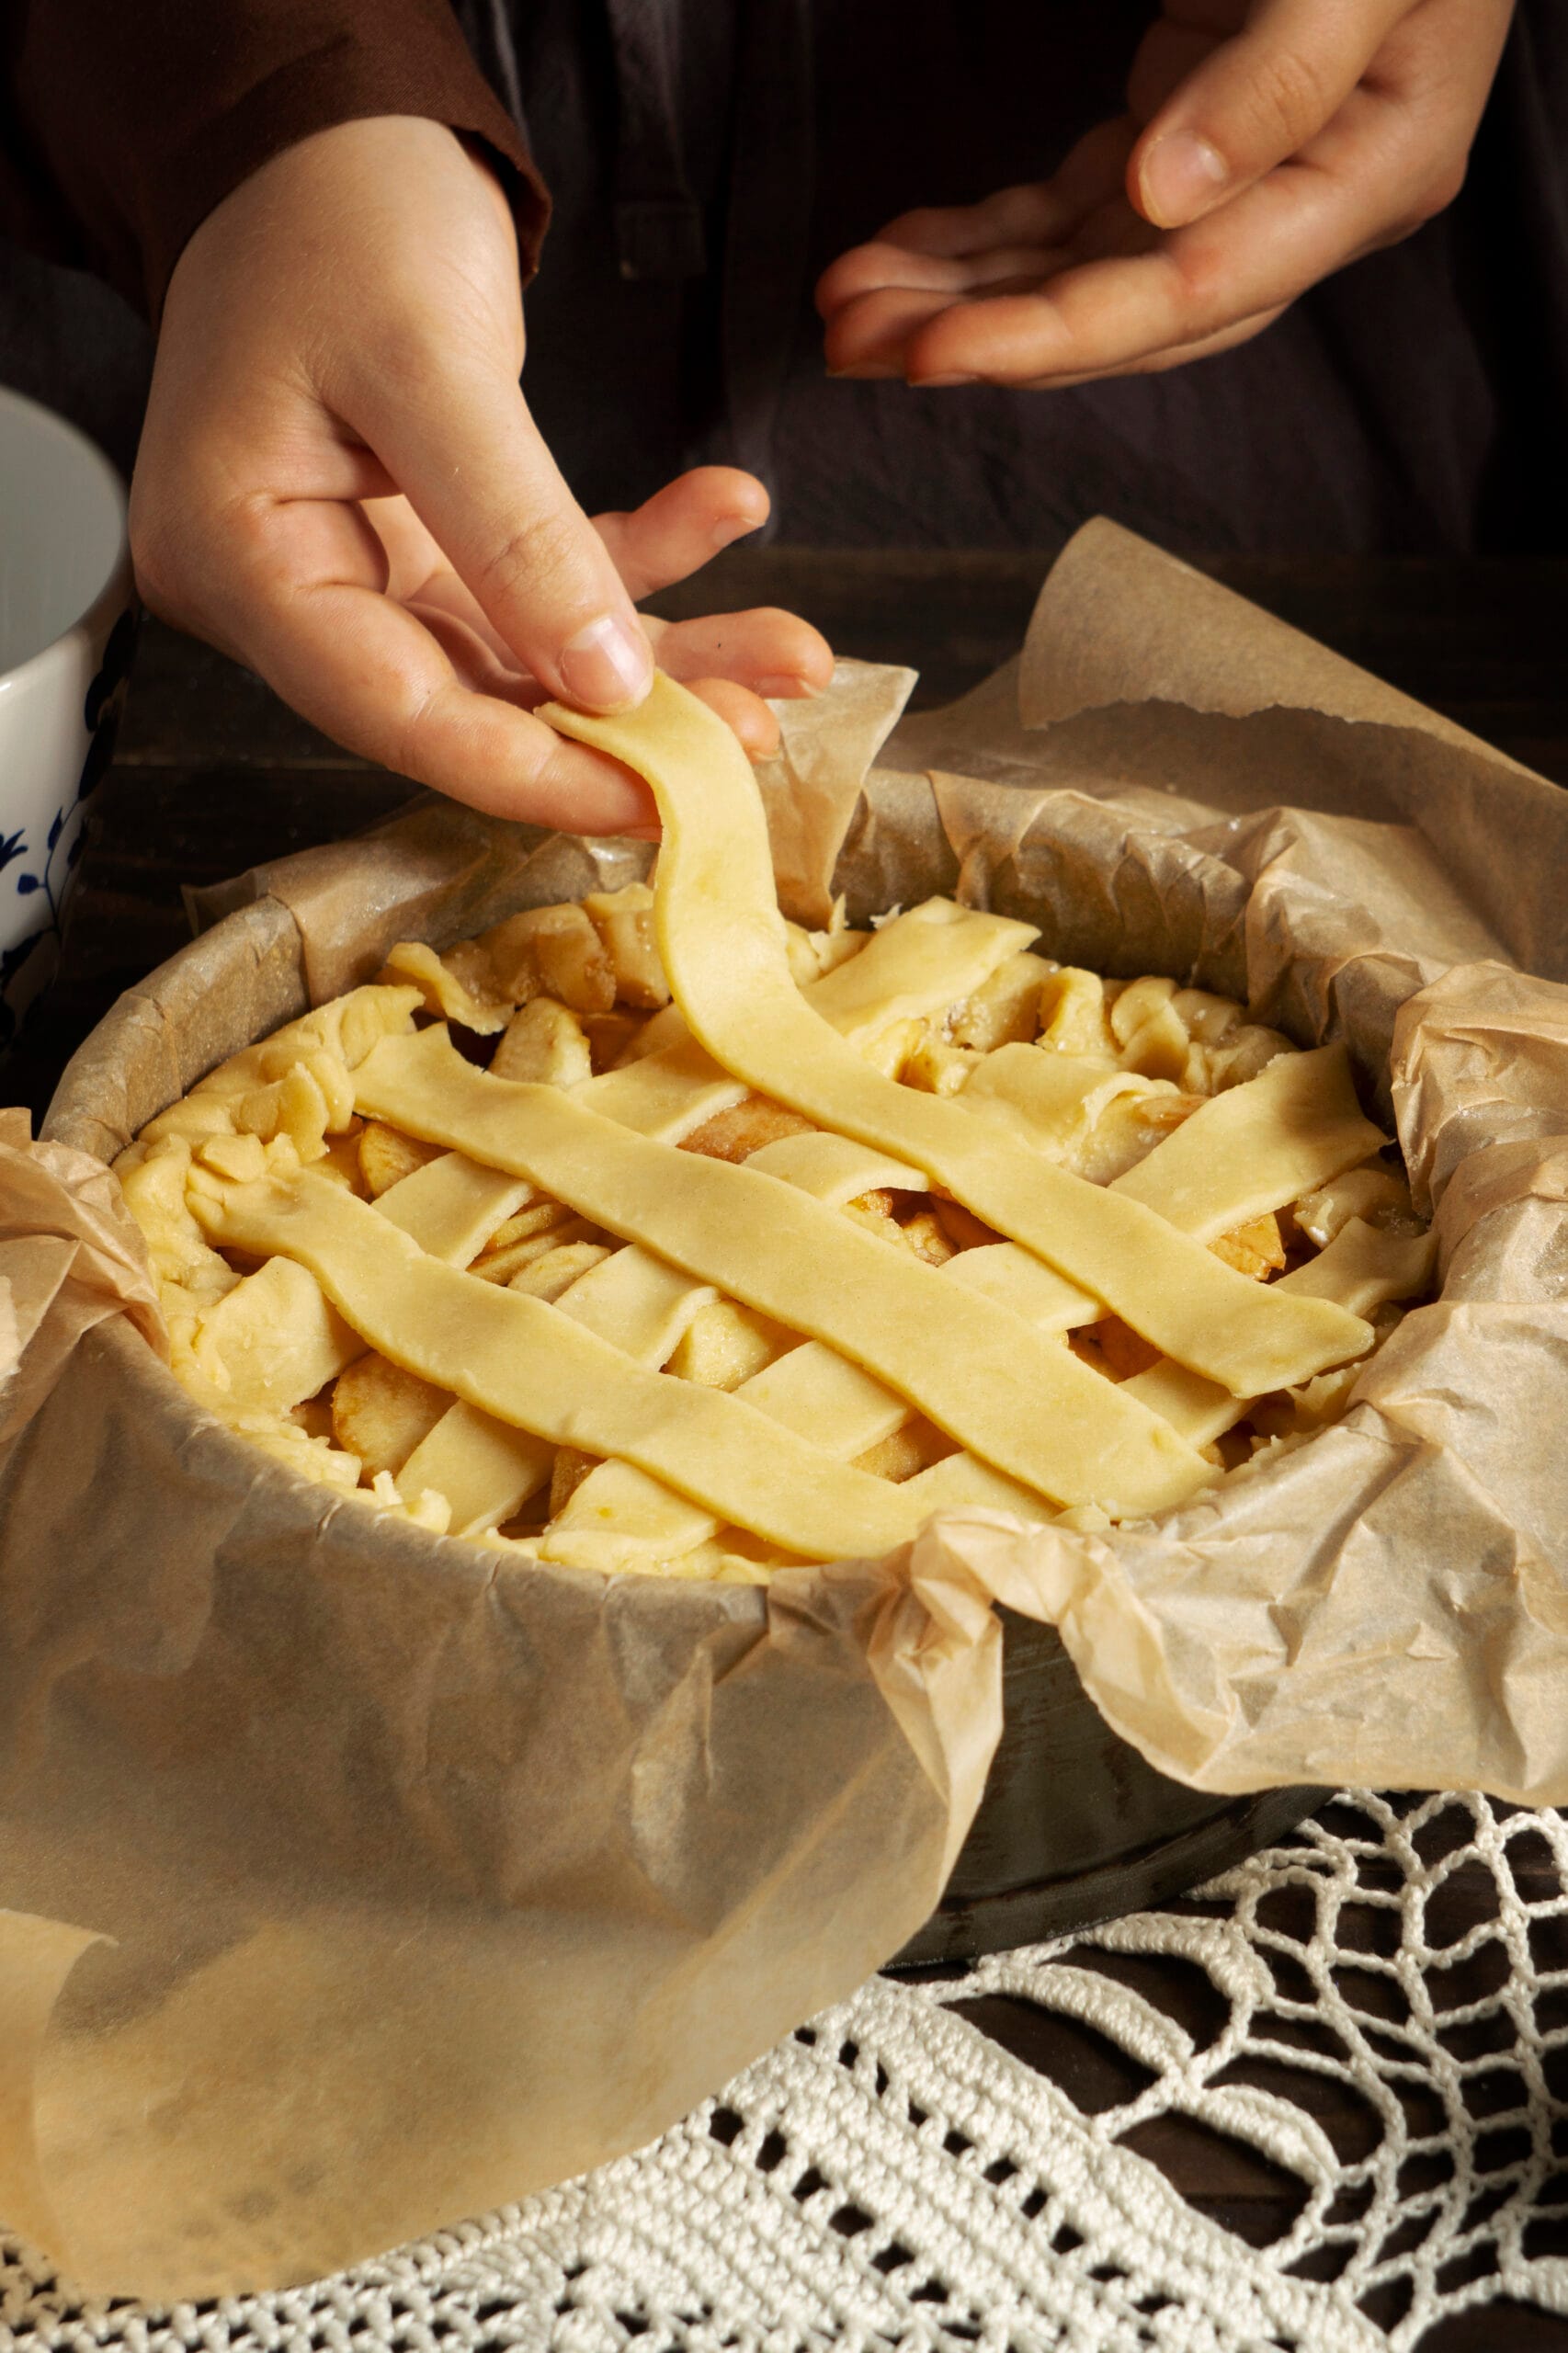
[816,0,1512,390]
[131,117,830,837]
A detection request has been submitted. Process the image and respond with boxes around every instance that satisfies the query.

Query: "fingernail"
[755,673,811,699]
[826,362,897,381]
[910,372,977,389]
[624,822,664,841]
[712,513,759,551]
[560,613,653,712]
[1140,131,1228,228]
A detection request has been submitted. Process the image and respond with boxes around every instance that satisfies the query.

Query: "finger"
[818,238,1067,317]
[835,183,1076,269]
[831,251,1155,381]
[1131,0,1414,229]
[653,606,834,697]
[208,497,660,832]
[364,503,527,676]
[680,677,780,758]
[817,184,1076,326]
[347,358,655,715]
[388,597,809,758]
[816,121,1137,319]
[822,194,1153,358]
[283,436,402,505]
[825,290,948,377]
[875,121,1141,260]
[825,284,993,377]
[593,467,770,599]
[360,494,448,603]
[1011,302,1290,387]
[402,553,834,710]
[301,603,656,831]
[820,240,996,311]
[818,234,1064,328]
[1126,18,1224,130]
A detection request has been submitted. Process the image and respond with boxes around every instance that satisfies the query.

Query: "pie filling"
[117,676,1433,1581]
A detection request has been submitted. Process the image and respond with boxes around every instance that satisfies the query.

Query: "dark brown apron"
[467,0,1568,556]
[2,0,1563,556]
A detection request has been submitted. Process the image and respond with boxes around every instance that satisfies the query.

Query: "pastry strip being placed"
[354,1027,1213,1517]
[192,1170,926,1561]
[542,678,1369,1397]
[580,897,1033,1142]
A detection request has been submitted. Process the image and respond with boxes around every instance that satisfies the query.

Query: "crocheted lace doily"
[7,1792,1567,2351]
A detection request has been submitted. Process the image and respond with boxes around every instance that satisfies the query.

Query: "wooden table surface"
[7,549,1568,2348]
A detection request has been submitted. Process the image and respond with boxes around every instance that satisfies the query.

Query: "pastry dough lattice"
[119,677,1433,1581]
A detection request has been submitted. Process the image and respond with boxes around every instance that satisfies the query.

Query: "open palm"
[817,0,1514,390]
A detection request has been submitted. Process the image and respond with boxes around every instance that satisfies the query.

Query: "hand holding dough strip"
[541,677,1369,1397]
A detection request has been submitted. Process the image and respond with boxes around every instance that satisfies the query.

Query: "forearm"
[0,0,548,316]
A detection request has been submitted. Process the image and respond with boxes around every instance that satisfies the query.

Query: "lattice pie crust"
[117,679,1433,1582]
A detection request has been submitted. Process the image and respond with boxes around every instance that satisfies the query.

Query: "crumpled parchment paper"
[0,518,1562,2297]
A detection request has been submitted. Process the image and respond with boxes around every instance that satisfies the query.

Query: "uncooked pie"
[116,677,1433,1580]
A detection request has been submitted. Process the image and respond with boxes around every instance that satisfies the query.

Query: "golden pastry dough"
[1122,1216,1437,1447]
[398,1245,716,1537]
[191,1168,926,1561]
[187,1254,357,1418]
[578,897,1034,1144]
[543,1240,1086,1573]
[543,679,1370,1397]
[541,1065,1414,1574]
[125,671,1436,1582]
[353,1026,1212,1517]
[1110,1041,1385,1238]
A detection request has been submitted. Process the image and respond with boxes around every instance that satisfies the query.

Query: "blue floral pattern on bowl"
[0,606,138,1051]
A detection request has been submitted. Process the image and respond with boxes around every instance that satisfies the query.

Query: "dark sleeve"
[0,0,550,320]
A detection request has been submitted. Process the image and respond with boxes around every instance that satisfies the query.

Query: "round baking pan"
[44,884,1324,1983]
[896,1608,1323,1967]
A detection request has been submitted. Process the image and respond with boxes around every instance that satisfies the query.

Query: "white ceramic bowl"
[0,386,134,1045]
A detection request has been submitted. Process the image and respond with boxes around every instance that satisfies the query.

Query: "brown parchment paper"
[0,517,1563,2298]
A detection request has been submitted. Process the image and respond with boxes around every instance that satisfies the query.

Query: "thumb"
[357,359,653,713]
[1131,0,1412,230]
